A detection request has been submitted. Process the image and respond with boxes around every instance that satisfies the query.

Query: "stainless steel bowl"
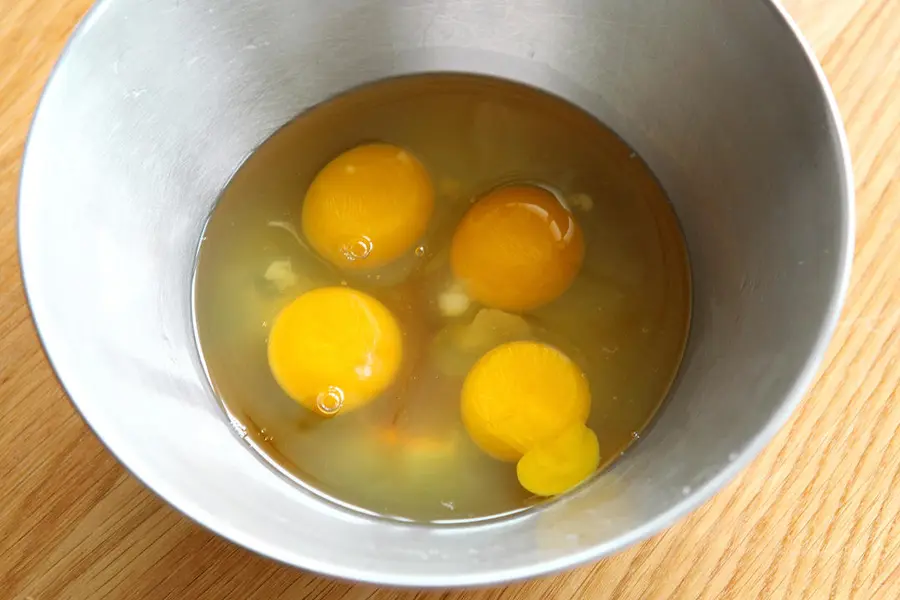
[18,0,853,587]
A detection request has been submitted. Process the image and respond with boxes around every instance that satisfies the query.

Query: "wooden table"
[2,1,898,598]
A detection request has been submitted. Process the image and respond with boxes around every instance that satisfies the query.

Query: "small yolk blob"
[302,143,434,271]
[267,287,402,416]
[450,185,584,312]
[516,422,600,496]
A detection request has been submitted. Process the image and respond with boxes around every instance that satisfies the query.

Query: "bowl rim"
[17,0,855,588]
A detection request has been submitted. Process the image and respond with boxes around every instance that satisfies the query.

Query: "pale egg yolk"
[302,143,434,271]
[267,287,402,416]
[460,341,599,496]
[450,185,584,312]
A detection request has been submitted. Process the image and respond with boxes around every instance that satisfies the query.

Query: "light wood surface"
[2,1,898,598]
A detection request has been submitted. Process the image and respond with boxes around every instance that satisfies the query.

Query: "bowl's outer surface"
[19,0,852,587]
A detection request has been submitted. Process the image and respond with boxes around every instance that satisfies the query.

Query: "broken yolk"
[460,341,599,496]
[461,341,590,460]
[302,143,434,271]
[450,185,584,312]
[267,287,402,416]
[516,422,600,496]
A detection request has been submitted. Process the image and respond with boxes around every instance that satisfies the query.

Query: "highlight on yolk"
[302,143,434,271]
[450,184,584,312]
[460,341,599,496]
[267,287,402,416]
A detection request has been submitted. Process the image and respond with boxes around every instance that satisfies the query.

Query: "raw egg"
[460,341,599,496]
[267,287,402,416]
[450,184,584,312]
[516,422,600,496]
[302,143,434,271]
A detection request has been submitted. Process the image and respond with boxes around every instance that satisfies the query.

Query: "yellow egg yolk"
[302,143,434,271]
[267,287,402,416]
[450,185,584,312]
[516,422,600,496]
[460,341,599,496]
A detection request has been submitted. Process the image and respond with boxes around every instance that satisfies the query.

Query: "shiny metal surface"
[18,0,853,588]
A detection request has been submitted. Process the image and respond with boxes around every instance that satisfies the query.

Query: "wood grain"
[1,1,898,598]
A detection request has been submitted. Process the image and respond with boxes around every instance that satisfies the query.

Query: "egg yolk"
[302,143,434,271]
[267,287,402,416]
[450,185,584,312]
[460,341,599,496]
[516,422,600,497]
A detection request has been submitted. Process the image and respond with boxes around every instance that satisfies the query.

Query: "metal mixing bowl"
[18,0,853,587]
